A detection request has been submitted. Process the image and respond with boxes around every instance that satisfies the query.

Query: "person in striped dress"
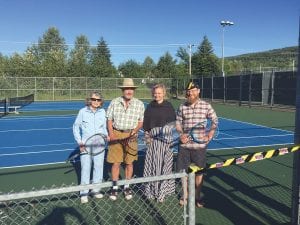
[143,84,176,202]
[176,81,218,208]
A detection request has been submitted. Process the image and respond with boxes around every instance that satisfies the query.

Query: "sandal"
[179,198,187,207]
[195,199,204,208]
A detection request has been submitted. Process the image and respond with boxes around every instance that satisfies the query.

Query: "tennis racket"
[189,119,219,144]
[67,133,108,163]
[150,120,218,146]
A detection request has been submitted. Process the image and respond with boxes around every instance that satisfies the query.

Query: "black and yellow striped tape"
[188,145,300,174]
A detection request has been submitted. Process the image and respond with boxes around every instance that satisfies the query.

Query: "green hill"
[225,46,298,74]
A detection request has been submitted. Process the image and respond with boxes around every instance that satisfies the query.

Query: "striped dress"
[143,100,176,202]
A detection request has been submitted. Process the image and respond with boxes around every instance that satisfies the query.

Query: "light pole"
[220,20,234,77]
[188,44,194,78]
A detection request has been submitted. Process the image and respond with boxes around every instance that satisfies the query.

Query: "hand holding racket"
[150,120,218,146]
[189,119,219,144]
[67,133,108,163]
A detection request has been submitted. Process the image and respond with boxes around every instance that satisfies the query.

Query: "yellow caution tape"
[188,145,300,174]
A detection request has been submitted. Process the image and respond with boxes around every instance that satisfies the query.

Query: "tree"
[192,36,221,77]
[154,52,177,78]
[118,60,143,78]
[30,27,68,77]
[90,37,116,77]
[68,35,91,77]
[142,56,156,78]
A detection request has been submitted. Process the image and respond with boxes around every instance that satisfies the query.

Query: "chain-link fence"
[0,173,196,225]
[0,71,296,108]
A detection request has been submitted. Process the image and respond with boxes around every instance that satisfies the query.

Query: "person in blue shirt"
[73,91,108,204]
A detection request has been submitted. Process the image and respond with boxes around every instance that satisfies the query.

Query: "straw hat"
[118,78,138,89]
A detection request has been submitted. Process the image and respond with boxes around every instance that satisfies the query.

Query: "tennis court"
[0,99,297,225]
[0,101,294,169]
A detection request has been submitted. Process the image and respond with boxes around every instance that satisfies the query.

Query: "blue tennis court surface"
[0,112,294,168]
[20,101,95,111]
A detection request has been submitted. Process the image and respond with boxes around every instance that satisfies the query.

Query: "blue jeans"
[80,152,105,196]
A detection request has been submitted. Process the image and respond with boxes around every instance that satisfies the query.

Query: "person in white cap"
[73,91,107,204]
[106,78,145,201]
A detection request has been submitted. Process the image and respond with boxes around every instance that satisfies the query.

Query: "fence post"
[239,74,242,106]
[223,76,226,103]
[248,73,252,107]
[291,18,300,225]
[188,172,195,225]
[270,69,275,108]
[52,77,55,101]
[69,77,72,101]
[211,76,214,102]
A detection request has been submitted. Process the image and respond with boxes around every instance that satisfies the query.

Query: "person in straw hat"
[106,78,145,201]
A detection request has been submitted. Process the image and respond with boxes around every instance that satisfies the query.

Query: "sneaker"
[80,196,88,204]
[92,192,104,199]
[124,188,133,200]
[109,189,118,201]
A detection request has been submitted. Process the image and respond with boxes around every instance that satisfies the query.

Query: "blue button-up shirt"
[73,106,108,144]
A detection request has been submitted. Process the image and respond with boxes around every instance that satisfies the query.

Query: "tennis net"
[9,93,34,107]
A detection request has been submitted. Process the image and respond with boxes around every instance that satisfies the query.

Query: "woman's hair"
[85,91,103,107]
[152,83,166,96]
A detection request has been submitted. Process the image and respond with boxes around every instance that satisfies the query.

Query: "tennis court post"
[291,16,300,225]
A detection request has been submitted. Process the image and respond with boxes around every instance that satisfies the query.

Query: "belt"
[113,128,132,133]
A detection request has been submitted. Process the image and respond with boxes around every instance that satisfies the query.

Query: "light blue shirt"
[73,106,108,144]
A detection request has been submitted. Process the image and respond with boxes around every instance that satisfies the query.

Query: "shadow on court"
[198,163,292,225]
[36,207,88,225]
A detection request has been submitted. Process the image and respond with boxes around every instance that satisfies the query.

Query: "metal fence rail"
[0,173,195,225]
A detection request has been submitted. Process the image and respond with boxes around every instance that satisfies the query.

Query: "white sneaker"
[124,188,133,200]
[109,189,118,201]
[80,196,88,204]
[93,193,104,199]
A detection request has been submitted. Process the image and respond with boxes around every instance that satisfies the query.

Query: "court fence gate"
[0,172,196,225]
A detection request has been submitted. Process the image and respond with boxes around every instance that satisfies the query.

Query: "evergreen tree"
[193,36,221,77]
[90,37,116,77]
[154,52,177,78]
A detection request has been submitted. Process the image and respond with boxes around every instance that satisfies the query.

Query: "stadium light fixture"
[220,20,234,77]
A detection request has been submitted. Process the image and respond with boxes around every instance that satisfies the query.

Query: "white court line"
[0,161,70,170]
[1,142,75,150]
[0,148,75,157]
[0,127,72,133]
[0,144,146,156]
[215,133,294,141]
[208,142,295,151]
[0,114,76,121]
[219,117,294,134]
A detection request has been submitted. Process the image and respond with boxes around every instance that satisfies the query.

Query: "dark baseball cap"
[185,81,199,90]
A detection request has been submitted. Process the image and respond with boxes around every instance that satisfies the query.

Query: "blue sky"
[0,0,299,66]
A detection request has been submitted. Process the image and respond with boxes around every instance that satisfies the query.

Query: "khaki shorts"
[106,129,138,164]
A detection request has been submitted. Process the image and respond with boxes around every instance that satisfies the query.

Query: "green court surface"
[0,101,296,225]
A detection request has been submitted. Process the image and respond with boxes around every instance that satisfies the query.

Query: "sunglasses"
[90,98,102,102]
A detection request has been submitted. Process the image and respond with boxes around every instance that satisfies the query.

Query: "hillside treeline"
[0,27,297,79]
